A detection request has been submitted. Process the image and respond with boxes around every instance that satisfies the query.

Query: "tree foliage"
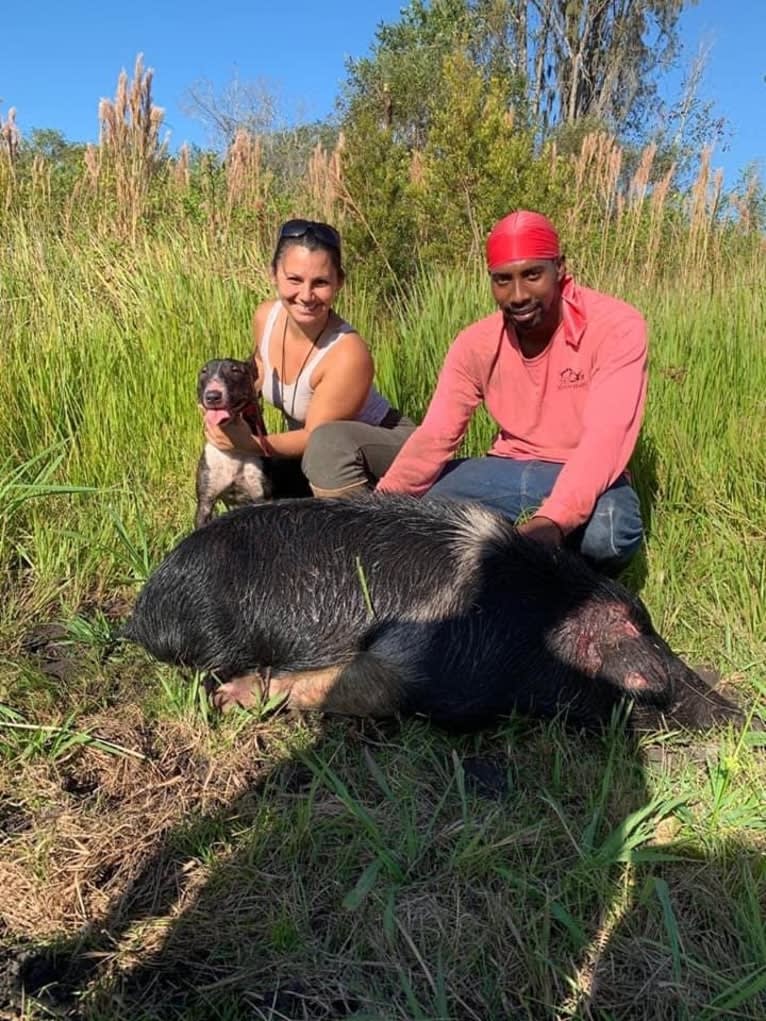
[341,0,473,149]
[337,0,706,282]
[342,0,695,145]
[414,51,572,262]
[518,0,689,136]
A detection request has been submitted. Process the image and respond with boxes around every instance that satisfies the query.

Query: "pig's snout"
[666,661,746,729]
[601,641,748,730]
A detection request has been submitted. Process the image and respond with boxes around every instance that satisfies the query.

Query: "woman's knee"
[301,422,368,494]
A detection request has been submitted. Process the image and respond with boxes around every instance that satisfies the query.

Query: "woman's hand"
[202,411,264,455]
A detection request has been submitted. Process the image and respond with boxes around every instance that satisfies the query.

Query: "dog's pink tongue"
[205,409,231,427]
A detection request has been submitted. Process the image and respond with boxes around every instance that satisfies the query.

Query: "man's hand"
[201,409,264,455]
[516,515,565,547]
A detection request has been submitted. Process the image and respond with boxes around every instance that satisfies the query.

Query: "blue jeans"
[427,457,644,571]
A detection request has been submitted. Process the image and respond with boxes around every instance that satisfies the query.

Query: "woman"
[205,219,415,497]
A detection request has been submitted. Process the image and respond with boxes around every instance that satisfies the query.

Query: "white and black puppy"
[195,359,270,529]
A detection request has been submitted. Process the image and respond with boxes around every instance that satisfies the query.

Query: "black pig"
[124,496,746,732]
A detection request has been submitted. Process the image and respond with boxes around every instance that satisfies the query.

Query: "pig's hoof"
[209,675,261,713]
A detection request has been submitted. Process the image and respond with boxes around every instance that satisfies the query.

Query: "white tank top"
[258,302,391,430]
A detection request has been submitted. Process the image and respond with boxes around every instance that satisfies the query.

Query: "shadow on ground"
[3,706,764,1020]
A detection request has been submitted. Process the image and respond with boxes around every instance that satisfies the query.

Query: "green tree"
[24,128,82,163]
[340,0,472,149]
[342,1,698,144]
[340,105,420,284]
[8,128,87,211]
[262,121,341,189]
[415,50,571,262]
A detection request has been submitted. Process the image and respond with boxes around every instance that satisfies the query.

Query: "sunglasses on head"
[278,219,341,251]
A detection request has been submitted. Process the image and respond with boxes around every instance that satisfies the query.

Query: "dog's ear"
[249,358,261,393]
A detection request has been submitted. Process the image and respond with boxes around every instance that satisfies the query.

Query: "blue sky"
[2,0,763,185]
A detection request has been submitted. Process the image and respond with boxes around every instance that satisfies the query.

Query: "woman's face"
[273,245,343,328]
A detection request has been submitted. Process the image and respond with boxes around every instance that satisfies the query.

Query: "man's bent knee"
[578,487,644,569]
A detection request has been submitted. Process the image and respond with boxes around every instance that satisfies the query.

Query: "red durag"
[487,210,587,348]
[486,210,560,269]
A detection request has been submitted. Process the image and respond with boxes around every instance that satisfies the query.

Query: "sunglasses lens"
[278,220,341,250]
[317,224,341,248]
[279,218,313,239]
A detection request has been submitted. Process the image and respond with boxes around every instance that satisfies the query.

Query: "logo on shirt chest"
[558,367,587,389]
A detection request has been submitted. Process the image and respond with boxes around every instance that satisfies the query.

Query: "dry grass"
[686,145,725,277]
[1,710,257,938]
[560,130,738,291]
[1,49,755,297]
[226,129,267,213]
[81,54,166,240]
[1,106,21,162]
[306,132,345,224]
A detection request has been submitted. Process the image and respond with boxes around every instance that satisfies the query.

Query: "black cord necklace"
[279,310,327,422]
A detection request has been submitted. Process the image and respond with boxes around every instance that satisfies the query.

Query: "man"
[376,210,647,573]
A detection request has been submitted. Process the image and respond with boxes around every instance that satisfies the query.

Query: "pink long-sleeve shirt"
[377,280,648,532]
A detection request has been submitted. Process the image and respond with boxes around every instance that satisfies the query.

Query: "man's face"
[489,257,565,335]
